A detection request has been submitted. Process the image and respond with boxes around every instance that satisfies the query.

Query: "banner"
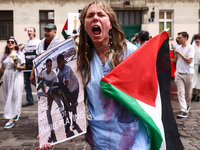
[33,38,86,147]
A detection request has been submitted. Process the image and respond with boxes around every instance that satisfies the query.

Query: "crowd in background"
[131,30,200,119]
[0,1,199,149]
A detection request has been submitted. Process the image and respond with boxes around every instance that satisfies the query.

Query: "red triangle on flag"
[62,19,68,31]
[101,32,169,107]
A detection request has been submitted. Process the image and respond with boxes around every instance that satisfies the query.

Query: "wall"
[0,0,199,57]
[0,0,89,57]
[146,1,199,45]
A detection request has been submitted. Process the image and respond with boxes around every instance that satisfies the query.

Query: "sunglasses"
[7,41,15,44]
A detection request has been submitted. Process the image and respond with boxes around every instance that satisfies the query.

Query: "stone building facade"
[0,0,199,56]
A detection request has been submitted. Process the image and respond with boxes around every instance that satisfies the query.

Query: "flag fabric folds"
[100,31,183,150]
[62,19,69,39]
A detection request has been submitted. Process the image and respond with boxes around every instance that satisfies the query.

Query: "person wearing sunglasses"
[0,36,26,129]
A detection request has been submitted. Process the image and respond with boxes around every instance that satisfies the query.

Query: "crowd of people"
[132,30,200,119]
[0,0,199,149]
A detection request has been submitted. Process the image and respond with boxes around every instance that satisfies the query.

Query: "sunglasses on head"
[7,40,15,44]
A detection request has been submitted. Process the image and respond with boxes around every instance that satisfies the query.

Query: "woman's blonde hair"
[77,0,127,87]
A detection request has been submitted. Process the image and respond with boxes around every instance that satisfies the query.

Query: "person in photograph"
[56,54,80,137]
[0,36,25,129]
[37,58,60,143]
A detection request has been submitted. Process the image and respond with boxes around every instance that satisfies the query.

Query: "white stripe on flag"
[136,87,166,150]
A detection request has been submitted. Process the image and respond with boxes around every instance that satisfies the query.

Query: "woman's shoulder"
[125,40,138,56]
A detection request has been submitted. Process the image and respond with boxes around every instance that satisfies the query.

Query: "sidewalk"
[170,79,200,150]
[0,81,200,150]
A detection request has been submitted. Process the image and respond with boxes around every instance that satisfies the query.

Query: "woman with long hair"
[41,1,149,149]
[0,36,25,129]
[77,1,149,149]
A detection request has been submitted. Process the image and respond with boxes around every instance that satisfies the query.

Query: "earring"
[109,29,113,46]
[85,33,90,48]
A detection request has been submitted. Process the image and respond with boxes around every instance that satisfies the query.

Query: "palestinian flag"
[100,31,183,150]
[62,19,69,39]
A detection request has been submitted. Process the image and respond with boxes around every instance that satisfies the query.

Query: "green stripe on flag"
[62,30,68,39]
[100,80,163,150]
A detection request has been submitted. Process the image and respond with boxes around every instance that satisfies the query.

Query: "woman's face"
[84,4,112,47]
[7,38,16,50]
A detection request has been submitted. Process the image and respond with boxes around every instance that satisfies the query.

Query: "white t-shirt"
[193,44,200,65]
[175,44,195,74]
[23,39,41,54]
[42,70,57,85]
[23,39,41,70]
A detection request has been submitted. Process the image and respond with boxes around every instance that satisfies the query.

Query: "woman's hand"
[41,144,53,150]
[35,135,53,150]
[13,60,18,69]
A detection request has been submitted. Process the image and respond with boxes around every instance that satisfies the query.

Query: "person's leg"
[23,72,34,106]
[54,98,66,119]
[46,98,57,142]
[192,88,197,101]
[71,88,79,129]
[175,73,187,113]
[4,119,15,129]
[185,74,194,108]
[196,89,200,101]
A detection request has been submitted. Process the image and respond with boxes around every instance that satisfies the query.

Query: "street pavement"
[0,80,200,150]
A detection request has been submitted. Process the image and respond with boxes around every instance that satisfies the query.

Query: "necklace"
[98,50,110,68]
[95,43,109,50]
[98,50,110,58]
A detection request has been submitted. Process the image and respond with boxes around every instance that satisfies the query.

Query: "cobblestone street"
[0,80,200,150]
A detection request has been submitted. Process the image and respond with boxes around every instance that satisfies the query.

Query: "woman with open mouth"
[77,1,150,150]
[40,1,150,150]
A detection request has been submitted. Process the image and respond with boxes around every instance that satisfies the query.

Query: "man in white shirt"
[171,32,195,118]
[21,27,40,107]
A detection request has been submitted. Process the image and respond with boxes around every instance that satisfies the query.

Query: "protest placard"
[33,38,86,147]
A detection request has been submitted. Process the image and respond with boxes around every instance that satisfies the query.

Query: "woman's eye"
[99,13,105,17]
[86,14,93,18]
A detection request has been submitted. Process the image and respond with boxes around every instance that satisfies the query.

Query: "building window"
[159,11,173,39]
[0,11,13,40]
[39,10,54,39]
[114,10,141,25]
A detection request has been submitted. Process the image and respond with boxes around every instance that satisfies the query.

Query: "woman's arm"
[30,66,35,85]
[16,63,26,70]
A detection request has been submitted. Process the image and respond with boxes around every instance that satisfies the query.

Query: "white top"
[175,44,195,74]
[42,70,57,85]
[23,39,41,53]
[193,44,200,65]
